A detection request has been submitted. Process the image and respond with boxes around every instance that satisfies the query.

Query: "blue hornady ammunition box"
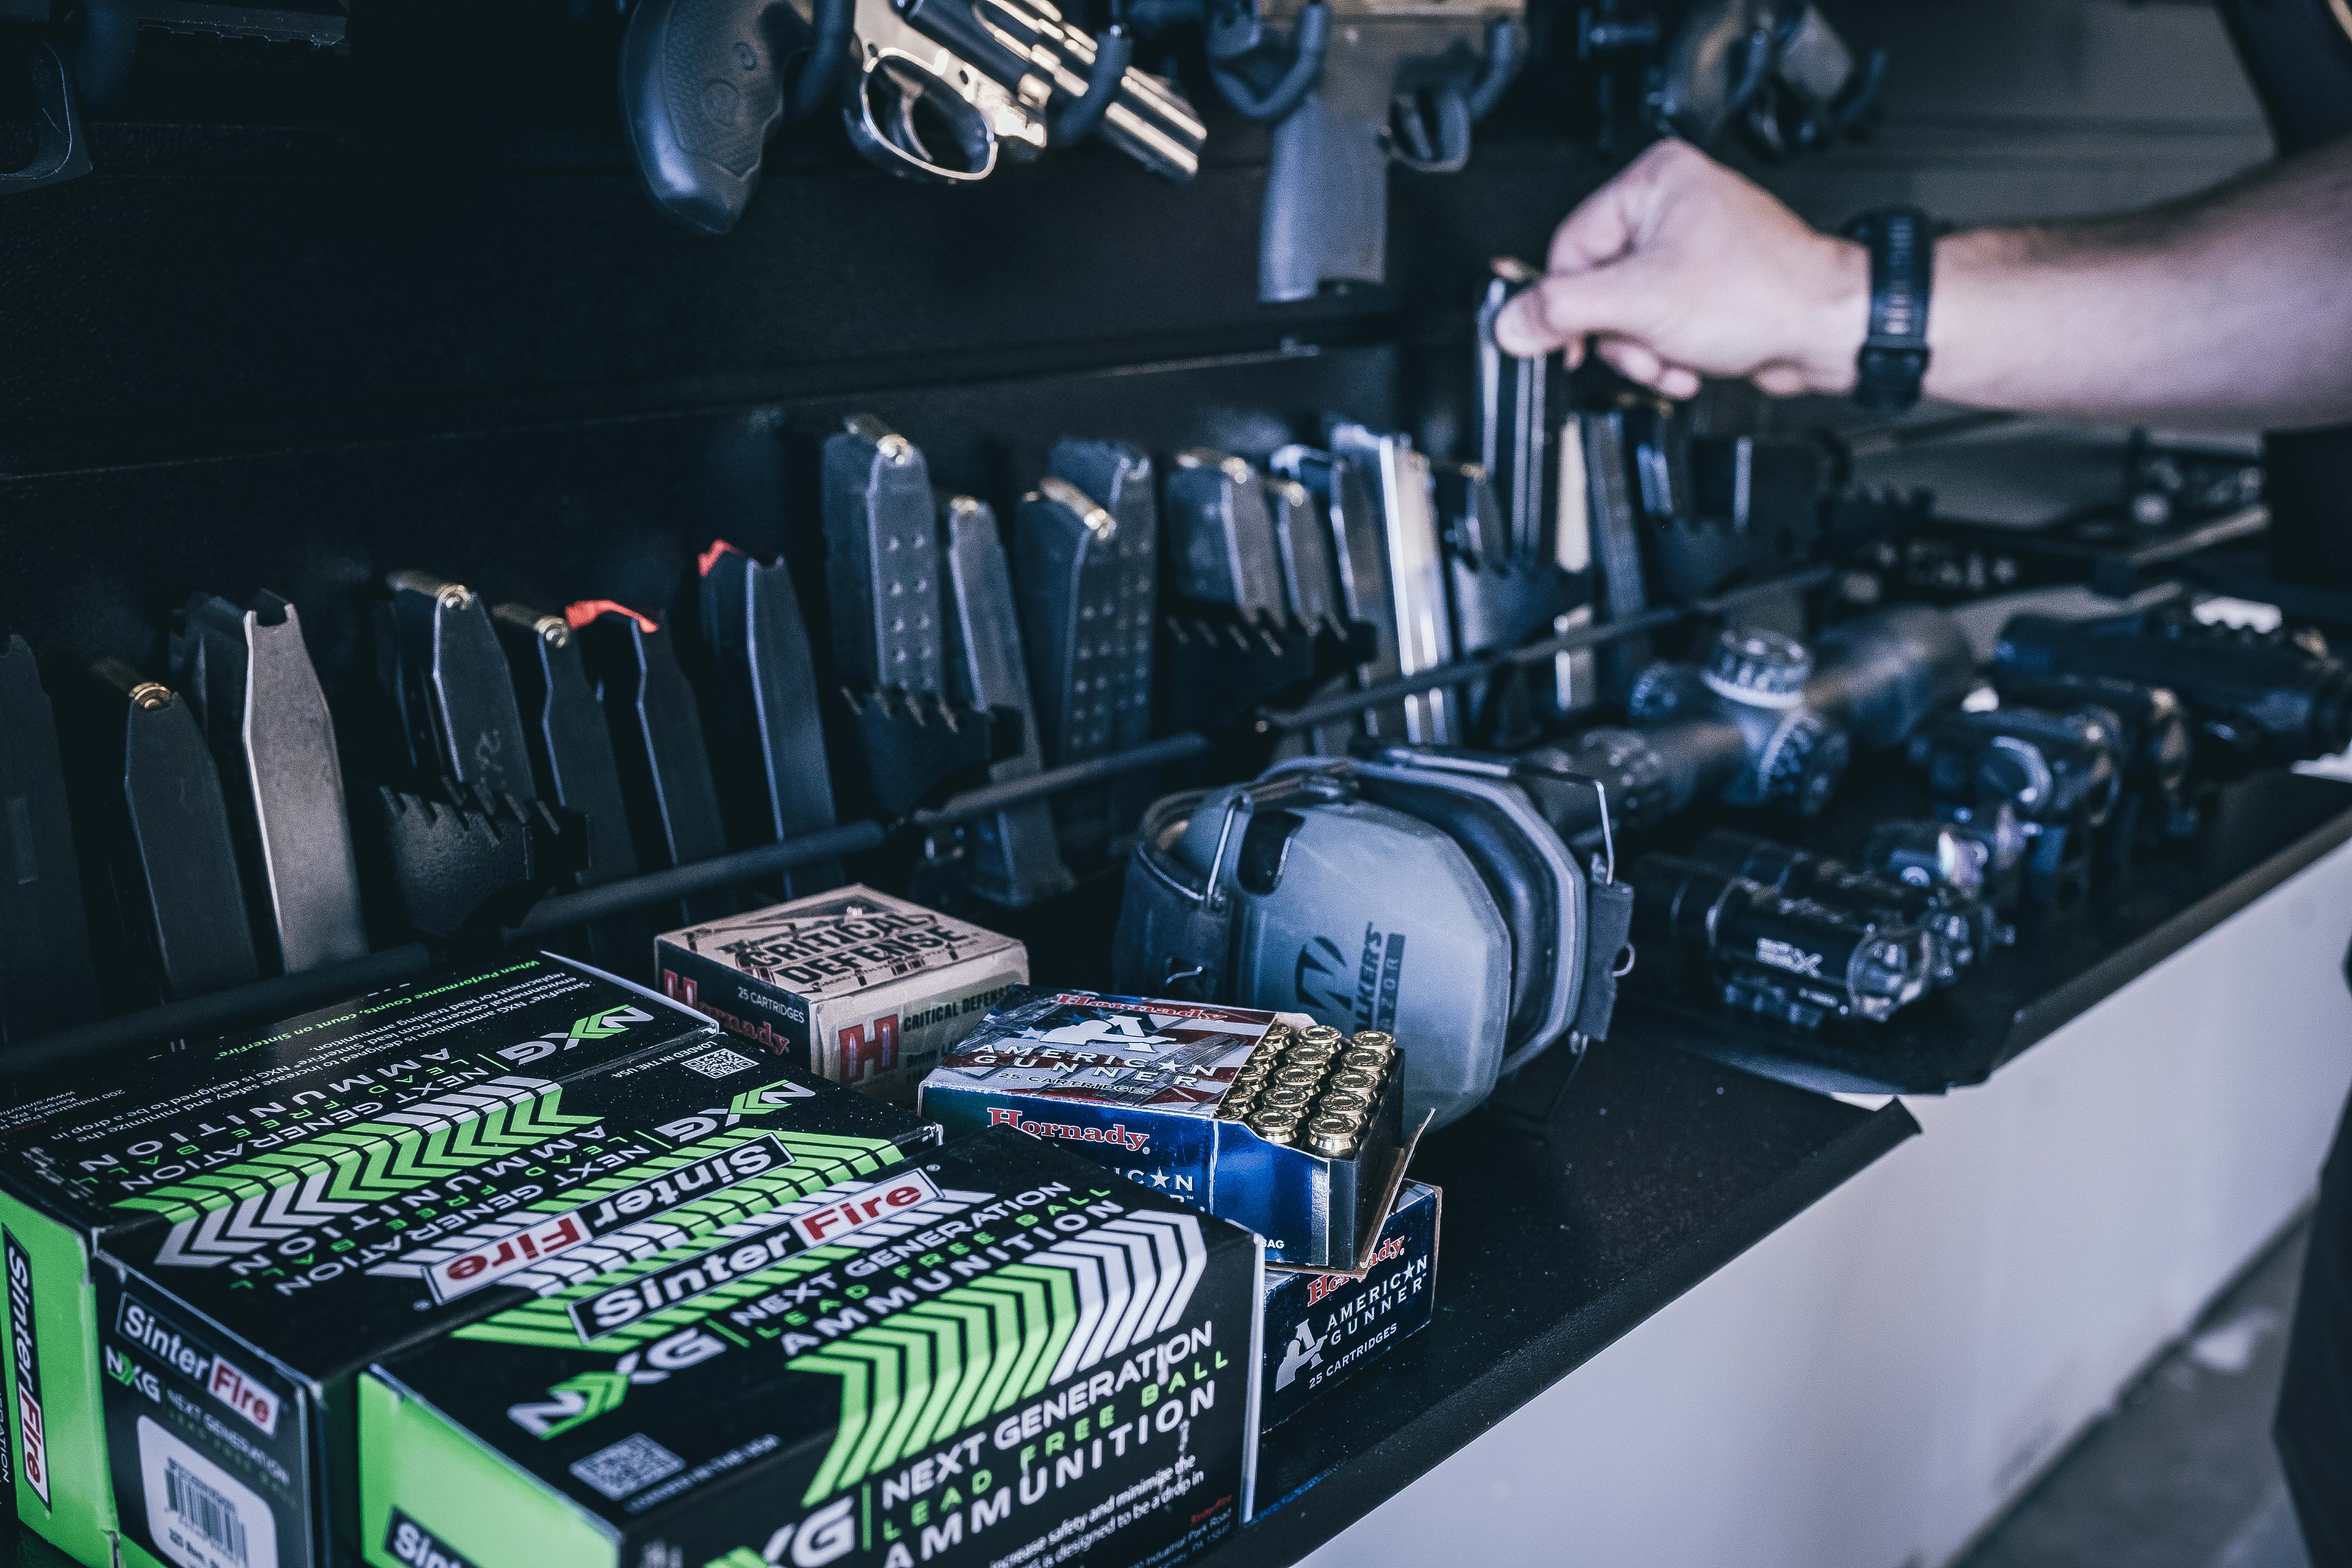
[918,990,1410,1270]
[1260,1182,1439,1430]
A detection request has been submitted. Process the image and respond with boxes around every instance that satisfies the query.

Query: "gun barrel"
[979,0,1205,175]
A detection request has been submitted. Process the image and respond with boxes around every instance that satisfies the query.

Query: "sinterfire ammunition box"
[0,955,933,1568]
[656,886,1029,1104]
[1259,1183,1439,1431]
[359,1127,1264,1568]
[918,991,1407,1270]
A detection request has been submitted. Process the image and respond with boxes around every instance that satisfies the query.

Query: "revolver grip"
[1259,86,1389,303]
[620,0,796,235]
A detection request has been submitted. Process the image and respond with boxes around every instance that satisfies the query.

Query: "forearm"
[1887,140,2352,428]
[1495,136,2352,428]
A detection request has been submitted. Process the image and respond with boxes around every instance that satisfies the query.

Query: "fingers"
[1492,262,1654,358]
[1490,291,1553,357]
[1495,143,1714,356]
[1545,137,1711,274]
[1593,336,1662,385]
[1544,166,1641,278]
[1490,141,1755,392]
[1593,336,1700,399]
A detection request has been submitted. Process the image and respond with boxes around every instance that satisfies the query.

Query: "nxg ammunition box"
[917,991,1407,1270]
[1259,1182,1439,1431]
[657,886,1029,1104]
[359,1127,1263,1568]
[0,955,933,1568]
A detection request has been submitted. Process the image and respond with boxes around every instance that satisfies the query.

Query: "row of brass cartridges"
[1218,1024,1400,1156]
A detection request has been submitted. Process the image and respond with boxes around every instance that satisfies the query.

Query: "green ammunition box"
[361,1127,1265,1568]
[0,955,933,1568]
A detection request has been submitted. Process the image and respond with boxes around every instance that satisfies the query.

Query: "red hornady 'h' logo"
[839,1016,899,1082]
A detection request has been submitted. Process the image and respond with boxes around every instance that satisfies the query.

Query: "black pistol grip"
[620,0,795,235]
[1258,73,1390,301]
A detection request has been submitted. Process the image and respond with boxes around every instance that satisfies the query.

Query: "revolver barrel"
[983,0,1205,177]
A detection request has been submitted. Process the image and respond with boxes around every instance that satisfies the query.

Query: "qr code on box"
[680,1046,760,1079]
[569,1434,684,1500]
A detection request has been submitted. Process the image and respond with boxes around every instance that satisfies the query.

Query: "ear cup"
[1119,763,1574,1128]
[1352,775,1552,1041]
[1223,795,1511,1129]
[1339,760,1586,1070]
[1114,787,1232,999]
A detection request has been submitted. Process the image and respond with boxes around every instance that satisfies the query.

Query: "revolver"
[1207,0,1524,301]
[619,0,1198,229]
[843,0,1205,183]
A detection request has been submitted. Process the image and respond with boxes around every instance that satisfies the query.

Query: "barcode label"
[135,1416,279,1568]
[679,1046,760,1079]
[568,1433,684,1500]
[165,1459,249,1566]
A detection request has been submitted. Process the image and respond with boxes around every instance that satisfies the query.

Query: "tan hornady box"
[656,886,1028,1103]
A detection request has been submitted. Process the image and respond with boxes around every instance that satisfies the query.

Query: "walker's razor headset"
[1115,750,1634,1129]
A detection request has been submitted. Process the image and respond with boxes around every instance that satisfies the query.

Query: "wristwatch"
[1840,207,1936,413]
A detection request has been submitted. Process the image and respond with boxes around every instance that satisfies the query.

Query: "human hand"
[1492,138,1869,401]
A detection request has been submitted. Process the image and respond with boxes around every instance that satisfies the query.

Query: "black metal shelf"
[0,730,1195,1073]
[904,733,1212,829]
[1256,566,1837,737]
[5,572,1812,1076]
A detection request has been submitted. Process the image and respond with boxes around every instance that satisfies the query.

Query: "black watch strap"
[1841,207,1935,413]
